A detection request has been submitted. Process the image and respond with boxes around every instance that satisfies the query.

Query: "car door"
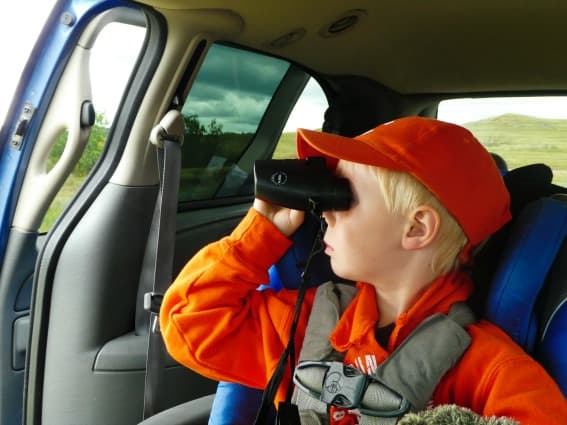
[0,1,154,424]
[0,1,327,424]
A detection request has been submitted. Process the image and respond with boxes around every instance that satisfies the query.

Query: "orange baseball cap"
[296,116,512,249]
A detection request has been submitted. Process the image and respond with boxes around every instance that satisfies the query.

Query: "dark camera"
[253,157,352,211]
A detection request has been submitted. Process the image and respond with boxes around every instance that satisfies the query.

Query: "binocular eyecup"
[254,157,352,212]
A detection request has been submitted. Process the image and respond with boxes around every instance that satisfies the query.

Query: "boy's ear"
[402,206,440,250]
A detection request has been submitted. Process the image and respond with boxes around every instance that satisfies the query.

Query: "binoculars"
[254,157,352,212]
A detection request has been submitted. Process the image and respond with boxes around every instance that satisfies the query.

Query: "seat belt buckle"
[294,361,411,418]
[145,292,164,334]
[320,362,367,408]
[144,292,164,314]
[294,361,368,409]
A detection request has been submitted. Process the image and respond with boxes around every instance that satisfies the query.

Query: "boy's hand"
[253,199,305,237]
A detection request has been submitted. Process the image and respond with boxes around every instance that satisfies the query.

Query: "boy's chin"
[330,262,357,282]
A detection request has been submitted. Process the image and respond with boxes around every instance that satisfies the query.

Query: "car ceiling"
[140,0,567,95]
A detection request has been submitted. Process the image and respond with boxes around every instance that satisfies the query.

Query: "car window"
[438,97,567,186]
[178,45,328,203]
[179,44,288,203]
[39,21,146,232]
[273,78,328,159]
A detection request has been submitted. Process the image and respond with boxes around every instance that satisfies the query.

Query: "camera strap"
[253,211,326,425]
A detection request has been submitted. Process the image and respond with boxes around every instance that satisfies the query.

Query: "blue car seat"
[484,195,567,396]
[471,162,567,397]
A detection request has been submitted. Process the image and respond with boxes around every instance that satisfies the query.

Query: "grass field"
[463,114,567,185]
[39,174,84,233]
[273,131,298,159]
[40,113,567,231]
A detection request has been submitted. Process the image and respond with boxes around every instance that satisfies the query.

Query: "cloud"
[195,44,290,96]
[185,92,272,133]
[182,44,291,133]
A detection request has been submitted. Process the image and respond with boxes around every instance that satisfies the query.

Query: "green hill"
[462,113,567,184]
[463,113,567,147]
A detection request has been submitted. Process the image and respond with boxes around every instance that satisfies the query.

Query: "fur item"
[397,404,519,425]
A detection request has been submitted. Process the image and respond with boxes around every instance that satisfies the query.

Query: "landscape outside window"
[40,22,146,232]
[178,44,291,202]
[438,97,567,186]
[177,41,333,204]
[273,78,327,159]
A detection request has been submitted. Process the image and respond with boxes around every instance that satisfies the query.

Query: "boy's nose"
[322,211,334,227]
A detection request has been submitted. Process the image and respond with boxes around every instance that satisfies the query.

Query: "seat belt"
[142,110,184,419]
[292,283,475,425]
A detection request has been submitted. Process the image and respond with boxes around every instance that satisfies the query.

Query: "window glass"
[40,21,146,232]
[438,97,567,186]
[273,78,328,159]
[179,44,290,202]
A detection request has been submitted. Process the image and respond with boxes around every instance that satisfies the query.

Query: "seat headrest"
[503,163,554,216]
[322,102,380,137]
[471,164,556,312]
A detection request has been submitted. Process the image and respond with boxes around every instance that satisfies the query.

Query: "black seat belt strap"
[143,110,184,419]
[253,210,326,425]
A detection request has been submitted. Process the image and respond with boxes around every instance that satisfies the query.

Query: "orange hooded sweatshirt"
[160,209,567,424]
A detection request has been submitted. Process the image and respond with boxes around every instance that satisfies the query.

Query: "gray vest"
[292,282,475,425]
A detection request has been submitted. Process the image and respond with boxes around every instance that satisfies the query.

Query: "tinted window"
[179,44,290,202]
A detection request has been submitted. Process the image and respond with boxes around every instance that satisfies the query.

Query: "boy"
[160,117,567,424]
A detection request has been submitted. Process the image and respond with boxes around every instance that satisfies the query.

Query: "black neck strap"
[253,210,325,425]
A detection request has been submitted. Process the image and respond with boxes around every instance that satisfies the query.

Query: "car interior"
[1,1,567,424]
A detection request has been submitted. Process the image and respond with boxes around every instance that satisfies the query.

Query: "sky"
[3,1,567,134]
[0,1,57,125]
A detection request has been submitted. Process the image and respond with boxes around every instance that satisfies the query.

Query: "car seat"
[468,162,567,398]
[484,194,567,396]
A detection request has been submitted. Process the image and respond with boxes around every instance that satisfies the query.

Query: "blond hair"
[372,166,468,275]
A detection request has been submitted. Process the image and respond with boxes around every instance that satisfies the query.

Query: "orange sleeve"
[436,321,567,424]
[480,356,567,424]
[160,208,315,392]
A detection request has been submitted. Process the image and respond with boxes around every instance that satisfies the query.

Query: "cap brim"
[296,128,398,170]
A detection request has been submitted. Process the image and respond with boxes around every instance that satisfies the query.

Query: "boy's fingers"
[253,198,304,237]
